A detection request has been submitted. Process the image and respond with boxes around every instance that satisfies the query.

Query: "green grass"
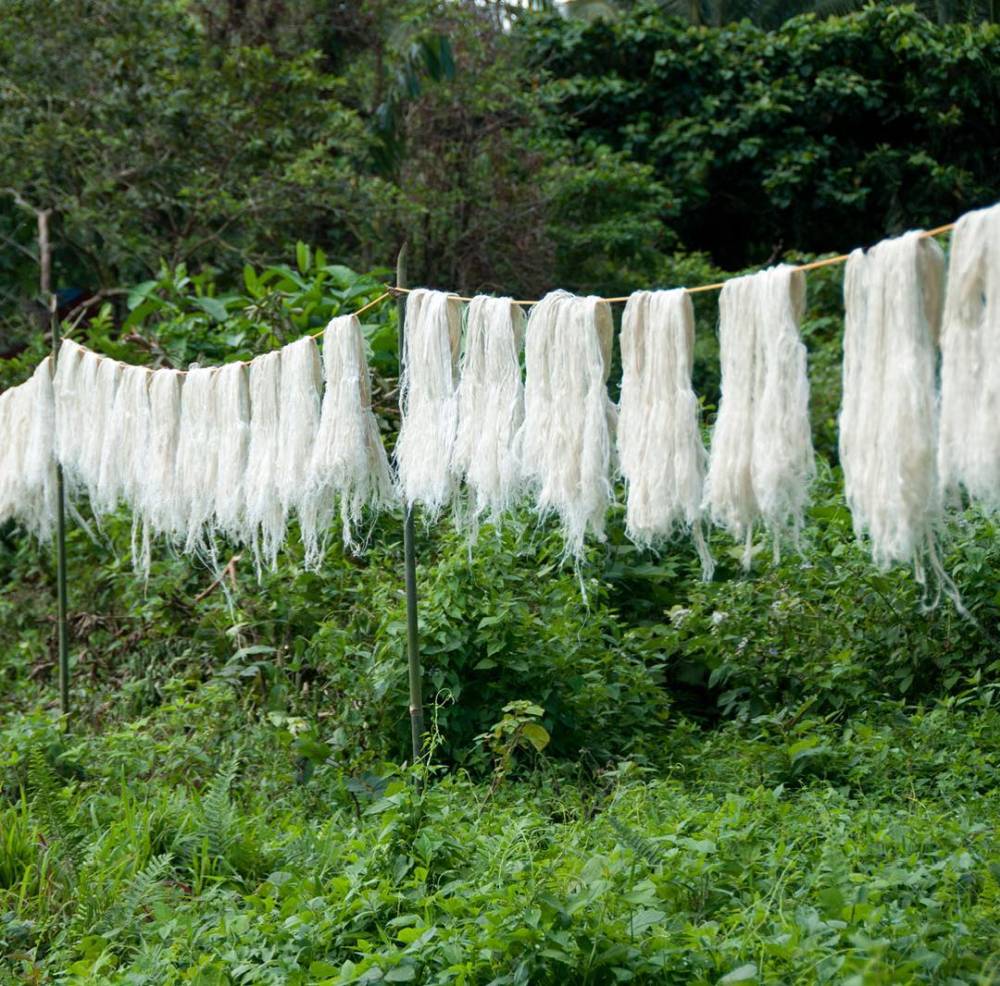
[1,682,998,984]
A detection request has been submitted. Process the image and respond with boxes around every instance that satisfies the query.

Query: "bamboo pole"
[36,208,70,716]
[396,246,424,763]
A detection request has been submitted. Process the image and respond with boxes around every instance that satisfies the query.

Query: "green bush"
[525,4,1000,269]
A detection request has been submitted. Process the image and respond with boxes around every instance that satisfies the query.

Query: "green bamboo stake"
[36,207,70,716]
[52,305,70,717]
[396,246,424,763]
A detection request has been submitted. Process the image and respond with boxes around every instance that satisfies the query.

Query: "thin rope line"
[389,223,957,305]
[55,220,959,377]
[66,290,395,375]
[309,289,392,336]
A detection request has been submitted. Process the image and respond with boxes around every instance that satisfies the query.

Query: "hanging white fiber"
[275,337,323,557]
[96,364,150,517]
[26,358,58,539]
[52,340,87,486]
[57,346,118,504]
[938,202,1000,509]
[244,351,285,572]
[0,359,58,540]
[453,296,526,528]
[304,315,394,566]
[520,290,615,559]
[840,231,945,587]
[213,362,251,542]
[618,289,713,578]
[395,289,463,519]
[751,266,814,544]
[140,368,184,539]
[175,365,219,555]
[704,265,814,564]
[131,367,184,573]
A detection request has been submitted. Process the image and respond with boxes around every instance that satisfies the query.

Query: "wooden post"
[396,247,424,763]
[37,208,70,716]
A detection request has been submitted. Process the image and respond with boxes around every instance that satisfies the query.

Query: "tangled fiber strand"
[96,364,150,518]
[395,289,463,519]
[141,369,184,539]
[453,296,526,530]
[133,367,184,572]
[704,265,814,565]
[25,358,59,540]
[175,366,219,556]
[938,202,1000,508]
[305,315,394,566]
[276,337,323,557]
[751,266,814,546]
[618,289,713,578]
[213,362,251,542]
[840,230,950,598]
[52,340,87,488]
[59,349,120,506]
[245,351,285,573]
[520,290,615,559]
[0,359,58,540]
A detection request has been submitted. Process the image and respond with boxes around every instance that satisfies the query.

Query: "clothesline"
[56,220,959,375]
[386,222,958,304]
[3,203,995,618]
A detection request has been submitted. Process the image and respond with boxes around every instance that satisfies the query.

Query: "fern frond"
[608,815,664,868]
[111,852,174,936]
[199,756,240,868]
[28,745,82,865]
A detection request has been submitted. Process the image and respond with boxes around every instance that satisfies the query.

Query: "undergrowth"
[0,681,998,984]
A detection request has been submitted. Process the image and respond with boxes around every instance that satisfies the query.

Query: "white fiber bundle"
[140,369,184,540]
[618,289,712,577]
[25,358,58,539]
[938,202,1000,508]
[213,362,251,541]
[53,339,87,483]
[0,390,14,525]
[840,231,945,580]
[128,367,185,574]
[304,315,394,565]
[751,266,814,542]
[59,348,118,503]
[276,337,323,555]
[395,289,463,518]
[520,290,615,558]
[175,366,219,554]
[96,364,150,516]
[0,385,29,532]
[704,265,814,564]
[245,351,285,572]
[453,296,526,527]
[0,359,58,540]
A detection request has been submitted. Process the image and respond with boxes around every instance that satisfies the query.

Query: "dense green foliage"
[4,1,999,323]
[2,259,999,981]
[2,684,999,982]
[2,1,1000,981]
[527,4,1000,268]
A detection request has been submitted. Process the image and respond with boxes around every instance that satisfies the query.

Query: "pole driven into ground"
[37,208,70,716]
[396,247,424,763]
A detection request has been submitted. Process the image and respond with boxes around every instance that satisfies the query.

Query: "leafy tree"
[524,4,1000,268]
[559,0,998,24]
[0,0,380,348]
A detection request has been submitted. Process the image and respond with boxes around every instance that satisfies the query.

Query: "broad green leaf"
[521,722,550,752]
[127,280,159,310]
[720,964,757,983]
[193,296,228,322]
[385,966,416,982]
[296,241,311,273]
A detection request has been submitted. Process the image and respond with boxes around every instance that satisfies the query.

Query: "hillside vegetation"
[2,2,999,982]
